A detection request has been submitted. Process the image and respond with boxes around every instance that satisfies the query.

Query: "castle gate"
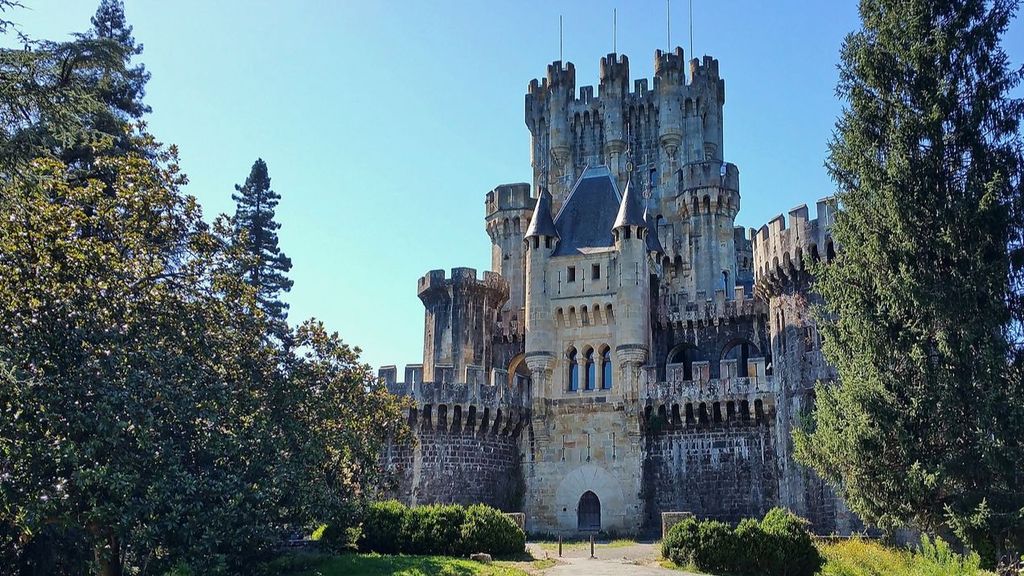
[577,491,601,531]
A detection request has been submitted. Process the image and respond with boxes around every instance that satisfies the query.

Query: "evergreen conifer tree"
[795,0,1024,561]
[87,0,150,121]
[231,158,294,341]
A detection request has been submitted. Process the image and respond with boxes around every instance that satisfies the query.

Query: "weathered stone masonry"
[380,47,857,536]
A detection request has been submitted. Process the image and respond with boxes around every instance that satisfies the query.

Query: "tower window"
[567,266,577,282]
[592,264,601,280]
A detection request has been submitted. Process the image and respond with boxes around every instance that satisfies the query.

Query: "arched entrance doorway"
[577,491,601,532]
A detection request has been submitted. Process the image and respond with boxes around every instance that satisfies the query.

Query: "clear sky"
[10,1,1024,371]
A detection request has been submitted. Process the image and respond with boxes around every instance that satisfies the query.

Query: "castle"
[380,47,857,535]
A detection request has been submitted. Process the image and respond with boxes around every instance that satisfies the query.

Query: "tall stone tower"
[485,183,533,326]
[525,49,725,210]
[418,268,509,383]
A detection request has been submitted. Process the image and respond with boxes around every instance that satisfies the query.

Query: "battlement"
[657,285,766,328]
[599,52,630,86]
[417,267,509,301]
[528,49,725,111]
[380,364,527,437]
[641,361,776,429]
[678,161,739,193]
[485,183,533,217]
[654,47,687,85]
[752,198,837,291]
[690,55,721,82]
[528,60,576,96]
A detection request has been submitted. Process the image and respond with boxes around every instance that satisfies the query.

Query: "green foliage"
[404,504,467,556]
[660,516,699,566]
[461,504,526,557]
[354,501,524,558]
[0,6,409,574]
[692,520,737,573]
[759,507,823,576]
[660,509,821,576]
[231,158,293,342]
[794,0,1024,558]
[359,500,409,555]
[818,535,988,576]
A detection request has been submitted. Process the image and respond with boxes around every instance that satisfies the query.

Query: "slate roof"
[551,166,622,257]
[645,207,666,254]
[524,188,558,239]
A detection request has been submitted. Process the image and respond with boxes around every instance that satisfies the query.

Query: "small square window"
[592,264,601,280]
[567,266,576,282]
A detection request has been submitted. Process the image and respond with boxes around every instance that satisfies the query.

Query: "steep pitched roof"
[645,206,665,254]
[551,165,622,256]
[524,188,558,239]
[613,170,646,230]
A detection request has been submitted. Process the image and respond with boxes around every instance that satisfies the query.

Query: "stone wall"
[385,429,522,511]
[642,424,777,526]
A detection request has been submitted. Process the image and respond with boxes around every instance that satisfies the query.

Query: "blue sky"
[11,1,1024,370]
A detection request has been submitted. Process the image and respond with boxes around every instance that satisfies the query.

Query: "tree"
[86,0,150,121]
[231,158,294,342]
[794,0,1024,561]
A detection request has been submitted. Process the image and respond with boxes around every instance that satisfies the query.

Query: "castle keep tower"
[381,46,855,537]
[526,49,725,210]
[418,268,509,384]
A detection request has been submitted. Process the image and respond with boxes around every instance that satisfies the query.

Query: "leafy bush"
[661,516,700,566]
[759,507,823,576]
[403,504,467,556]
[660,508,821,576]
[818,535,987,576]
[461,504,526,556]
[358,500,408,554]
[693,520,739,573]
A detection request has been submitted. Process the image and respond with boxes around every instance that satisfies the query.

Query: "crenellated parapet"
[380,364,528,437]
[485,183,533,219]
[752,198,837,296]
[657,285,766,328]
[525,49,728,204]
[676,161,740,217]
[640,357,775,431]
[417,267,508,302]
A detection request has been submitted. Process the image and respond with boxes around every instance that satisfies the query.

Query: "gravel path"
[525,541,702,576]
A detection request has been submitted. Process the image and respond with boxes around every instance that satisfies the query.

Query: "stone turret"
[678,161,741,298]
[418,268,509,384]
[486,183,533,327]
[612,174,651,402]
[523,189,558,407]
[751,198,851,534]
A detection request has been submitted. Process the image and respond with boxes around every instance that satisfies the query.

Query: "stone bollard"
[661,511,694,539]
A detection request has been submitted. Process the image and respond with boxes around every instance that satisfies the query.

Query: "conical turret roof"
[612,171,646,230]
[524,188,558,239]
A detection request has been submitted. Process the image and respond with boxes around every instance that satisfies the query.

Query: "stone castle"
[380,47,857,535]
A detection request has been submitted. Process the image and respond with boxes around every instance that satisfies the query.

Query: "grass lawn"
[277,551,547,576]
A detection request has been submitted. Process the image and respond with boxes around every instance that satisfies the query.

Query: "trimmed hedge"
[461,504,526,557]
[661,507,823,576]
[352,500,525,557]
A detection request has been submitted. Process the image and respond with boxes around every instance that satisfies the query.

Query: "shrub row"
[325,500,525,557]
[661,507,823,576]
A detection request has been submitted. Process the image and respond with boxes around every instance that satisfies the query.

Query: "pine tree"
[87,0,150,121]
[794,0,1024,561]
[231,158,294,341]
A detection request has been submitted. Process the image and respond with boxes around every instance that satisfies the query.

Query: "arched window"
[584,349,595,390]
[568,348,579,391]
[602,348,612,389]
[722,340,761,378]
[669,345,702,381]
